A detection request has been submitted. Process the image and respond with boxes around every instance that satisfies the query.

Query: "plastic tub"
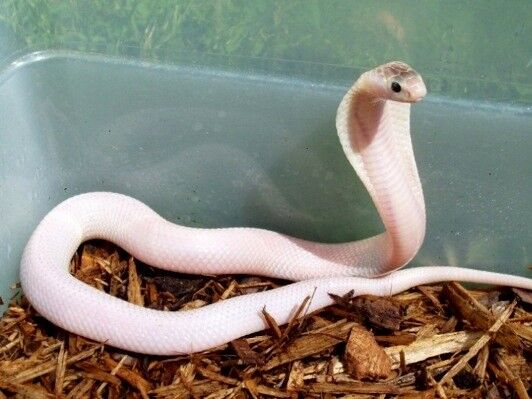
[1,2,530,312]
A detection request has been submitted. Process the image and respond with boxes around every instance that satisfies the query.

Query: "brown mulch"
[0,240,531,398]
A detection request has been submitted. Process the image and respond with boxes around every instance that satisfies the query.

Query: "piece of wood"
[127,258,144,306]
[286,361,304,392]
[53,342,67,396]
[385,331,483,370]
[443,282,520,349]
[351,295,403,331]
[262,320,355,371]
[11,347,99,383]
[344,324,392,380]
[230,339,264,366]
[439,301,516,386]
[493,350,530,399]
[102,354,152,399]
[301,381,401,395]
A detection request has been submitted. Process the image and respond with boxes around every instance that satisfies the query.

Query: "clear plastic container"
[1,2,530,312]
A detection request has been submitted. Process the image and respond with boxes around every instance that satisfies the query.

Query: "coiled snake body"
[20,62,532,354]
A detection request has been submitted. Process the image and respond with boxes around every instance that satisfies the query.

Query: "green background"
[1,0,531,104]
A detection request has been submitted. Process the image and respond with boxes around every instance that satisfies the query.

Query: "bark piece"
[344,324,392,380]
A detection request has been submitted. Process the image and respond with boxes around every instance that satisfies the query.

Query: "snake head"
[369,61,427,103]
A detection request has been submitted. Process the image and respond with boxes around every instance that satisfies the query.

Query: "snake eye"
[391,81,402,93]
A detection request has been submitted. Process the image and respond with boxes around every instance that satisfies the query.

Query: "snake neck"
[336,78,426,271]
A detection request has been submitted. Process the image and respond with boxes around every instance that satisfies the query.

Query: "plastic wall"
[1,1,530,312]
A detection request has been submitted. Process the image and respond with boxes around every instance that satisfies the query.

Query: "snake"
[20,61,532,355]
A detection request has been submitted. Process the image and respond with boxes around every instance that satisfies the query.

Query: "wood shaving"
[1,240,530,398]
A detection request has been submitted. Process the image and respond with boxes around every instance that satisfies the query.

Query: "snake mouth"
[408,87,427,103]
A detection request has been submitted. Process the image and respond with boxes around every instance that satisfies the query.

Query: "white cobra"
[20,62,532,355]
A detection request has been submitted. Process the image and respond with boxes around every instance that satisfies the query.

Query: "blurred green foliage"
[0,0,530,103]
